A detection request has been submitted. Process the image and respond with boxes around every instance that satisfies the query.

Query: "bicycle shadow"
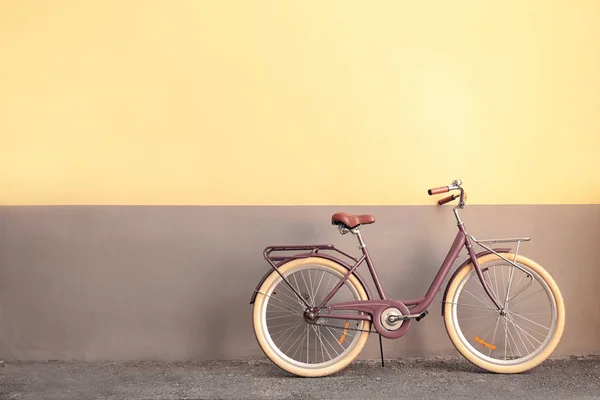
[249,357,489,379]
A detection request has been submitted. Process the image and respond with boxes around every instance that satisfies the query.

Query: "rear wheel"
[252,257,370,377]
[444,253,565,373]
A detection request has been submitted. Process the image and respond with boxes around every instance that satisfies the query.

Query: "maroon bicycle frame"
[251,223,510,339]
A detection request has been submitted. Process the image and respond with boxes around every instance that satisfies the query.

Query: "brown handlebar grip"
[428,186,449,195]
[438,194,456,205]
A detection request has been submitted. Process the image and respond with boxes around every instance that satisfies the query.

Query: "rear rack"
[260,244,363,309]
[264,244,359,265]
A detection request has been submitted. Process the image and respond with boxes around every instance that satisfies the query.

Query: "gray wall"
[0,205,599,361]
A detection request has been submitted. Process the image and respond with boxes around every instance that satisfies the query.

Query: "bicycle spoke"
[268,302,301,316]
[506,314,548,340]
[462,288,498,310]
[278,322,304,351]
[318,274,334,307]
[506,314,537,352]
[459,315,498,321]
[483,267,500,307]
[258,288,302,313]
[500,265,507,305]
[479,314,502,347]
[488,314,501,357]
[270,322,304,337]
[510,311,550,331]
[267,313,299,322]
[506,320,523,358]
[493,266,500,303]
[324,326,346,351]
[313,325,318,363]
[446,302,497,311]
[505,264,516,307]
[291,274,305,307]
[306,324,310,363]
[313,271,327,306]
[507,314,531,354]
[510,288,544,307]
[510,303,551,311]
[273,276,305,310]
[306,270,318,307]
[311,325,328,363]
[289,325,309,359]
[507,270,527,302]
[268,320,301,330]
[511,311,550,316]
[321,329,342,357]
[505,316,544,346]
[267,300,302,316]
[510,311,548,316]
[467,277,497,308]
[273,284,305,307]
[308,270,316,306]
[504,318,508,360]
[299,271,312,306]
[325,324,357,339]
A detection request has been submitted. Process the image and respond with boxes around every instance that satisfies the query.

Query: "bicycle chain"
[313,318,378,334]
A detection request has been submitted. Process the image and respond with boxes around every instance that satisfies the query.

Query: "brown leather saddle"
[331,212,375,229]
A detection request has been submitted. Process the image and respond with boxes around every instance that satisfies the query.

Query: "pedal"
[415,310,429,322]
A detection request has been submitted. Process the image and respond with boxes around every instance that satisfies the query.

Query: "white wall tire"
[444,253,565,373]
[252,257,370,377]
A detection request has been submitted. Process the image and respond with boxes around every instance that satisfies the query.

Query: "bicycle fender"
[249,253,373,304]
[441,248,511,316]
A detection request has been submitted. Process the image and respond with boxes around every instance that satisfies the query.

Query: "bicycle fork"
[463,231,505,311]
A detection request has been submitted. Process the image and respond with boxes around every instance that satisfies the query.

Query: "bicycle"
[250,180,565,377]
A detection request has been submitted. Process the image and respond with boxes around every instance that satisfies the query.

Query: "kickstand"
[378,334,385,367]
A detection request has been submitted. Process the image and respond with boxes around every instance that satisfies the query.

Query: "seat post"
[351,225,386,299]
[351,226,367,249]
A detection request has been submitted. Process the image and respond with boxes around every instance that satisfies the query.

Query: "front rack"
[470,235,532,273]
[473,237,531,245]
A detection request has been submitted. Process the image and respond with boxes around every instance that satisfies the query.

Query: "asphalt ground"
[1,356,599,400]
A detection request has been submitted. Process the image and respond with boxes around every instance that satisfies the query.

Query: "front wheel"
[444,253,565,373]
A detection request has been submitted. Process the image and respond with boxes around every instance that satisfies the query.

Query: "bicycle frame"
[251,191,531,339]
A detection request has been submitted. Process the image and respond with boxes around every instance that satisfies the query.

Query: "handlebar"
[428,186,449,195]
[437,194,457,205]
[427,179,466,207]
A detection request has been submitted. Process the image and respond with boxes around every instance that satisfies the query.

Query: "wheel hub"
[303,309,319,323]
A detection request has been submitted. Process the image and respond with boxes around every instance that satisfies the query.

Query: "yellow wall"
[1,0,599,205]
